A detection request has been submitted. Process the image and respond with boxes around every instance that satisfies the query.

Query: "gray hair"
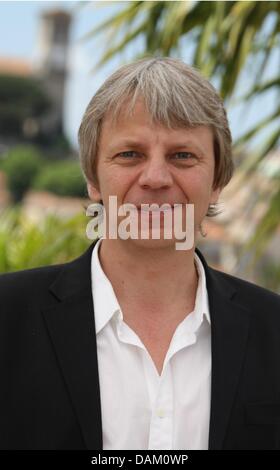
[78,56,234,217]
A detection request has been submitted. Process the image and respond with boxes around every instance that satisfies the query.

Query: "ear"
[87,181,101,202]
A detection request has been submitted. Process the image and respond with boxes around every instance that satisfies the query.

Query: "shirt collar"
[91,237,120,334]
[91,238,211,335]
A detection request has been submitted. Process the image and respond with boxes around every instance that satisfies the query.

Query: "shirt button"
[157,409,165,418]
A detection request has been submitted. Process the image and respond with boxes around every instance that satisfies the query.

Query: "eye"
[118,151,139,158]
[172,152,195,160]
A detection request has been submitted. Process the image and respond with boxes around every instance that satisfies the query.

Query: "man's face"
[87,98,221,247]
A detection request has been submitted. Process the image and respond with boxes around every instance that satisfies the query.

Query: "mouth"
[136,204,175,212]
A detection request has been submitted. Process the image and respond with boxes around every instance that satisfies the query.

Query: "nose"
[138,156,173,190]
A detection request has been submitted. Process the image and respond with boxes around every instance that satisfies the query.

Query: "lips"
[136,204,175,212]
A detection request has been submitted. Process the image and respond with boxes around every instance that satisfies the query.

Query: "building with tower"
[34,9,72,137]
[0,8,72,145]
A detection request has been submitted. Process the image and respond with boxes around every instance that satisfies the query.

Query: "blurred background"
[0,0,279,293]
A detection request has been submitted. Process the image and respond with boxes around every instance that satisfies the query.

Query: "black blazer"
[0,238,280,450]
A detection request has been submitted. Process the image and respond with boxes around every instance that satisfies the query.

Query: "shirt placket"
[116,317,175,450]
[146,361,174,450]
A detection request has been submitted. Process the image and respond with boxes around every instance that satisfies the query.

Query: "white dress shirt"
[91,238,212,450]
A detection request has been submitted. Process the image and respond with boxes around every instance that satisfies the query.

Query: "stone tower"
[34,9,72,138]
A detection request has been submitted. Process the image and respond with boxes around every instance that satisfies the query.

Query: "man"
[0,57,280,450]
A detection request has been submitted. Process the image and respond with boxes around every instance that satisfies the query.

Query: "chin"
[119,234,180,251]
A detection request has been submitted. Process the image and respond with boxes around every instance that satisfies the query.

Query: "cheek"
[98,167,132,200]
[180,169,213,198]
[179,170,214,221]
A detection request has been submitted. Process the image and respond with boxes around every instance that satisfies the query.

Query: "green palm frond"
[235,106,280,147]
[241,180,280,260]
[237,77,280,101]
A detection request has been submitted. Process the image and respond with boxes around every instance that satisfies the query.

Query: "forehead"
[102,98,156,129]
[100,98,214,146]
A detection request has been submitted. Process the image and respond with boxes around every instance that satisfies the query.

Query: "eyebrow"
[107,139,207,156]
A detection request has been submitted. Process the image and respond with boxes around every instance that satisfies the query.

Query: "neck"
[98,238,199,321]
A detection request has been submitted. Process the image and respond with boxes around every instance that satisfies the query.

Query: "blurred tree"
[82,0,280,258]
[32,161,87,198]
[0,145,44,202]
[0,74,51,140]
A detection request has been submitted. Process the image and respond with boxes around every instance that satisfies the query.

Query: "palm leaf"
[241,181,280,260]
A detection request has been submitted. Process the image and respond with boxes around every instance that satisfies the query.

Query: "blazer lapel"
[41,240,102,450]
[195,248,252,450]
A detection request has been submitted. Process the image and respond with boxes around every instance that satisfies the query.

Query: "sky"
[0,0,278,151]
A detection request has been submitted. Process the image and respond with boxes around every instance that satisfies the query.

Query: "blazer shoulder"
[0,242,95,309]
[0,263,65,301]
[211,266,280,310]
